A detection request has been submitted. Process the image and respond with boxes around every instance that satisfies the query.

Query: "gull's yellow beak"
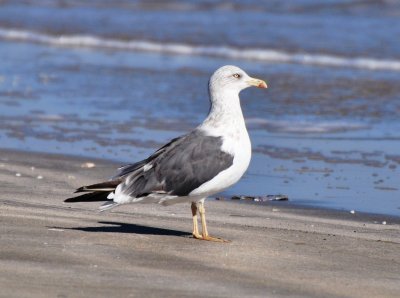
[247,77,268,89]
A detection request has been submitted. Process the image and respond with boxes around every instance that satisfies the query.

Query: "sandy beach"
[0,148,399,298]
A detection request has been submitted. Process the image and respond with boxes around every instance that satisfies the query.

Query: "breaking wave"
[246,118,369,133]
[1,28,400,71]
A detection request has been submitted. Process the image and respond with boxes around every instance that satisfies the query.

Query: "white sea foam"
[1,28,400,71]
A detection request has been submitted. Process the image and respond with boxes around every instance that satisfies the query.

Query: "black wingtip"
[73,180,121,194]
[74,187,85,193]
[65,192,109,203]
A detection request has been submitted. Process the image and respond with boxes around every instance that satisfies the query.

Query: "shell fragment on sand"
[81,162,96,168]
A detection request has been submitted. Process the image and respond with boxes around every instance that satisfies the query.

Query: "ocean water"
[0,0,399,216]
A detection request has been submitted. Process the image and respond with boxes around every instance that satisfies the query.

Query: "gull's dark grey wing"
[73,136,184,194]
[112,136,182,180]
[117,129,234,198]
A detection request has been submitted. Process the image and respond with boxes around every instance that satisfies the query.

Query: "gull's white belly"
[189,132,251,198]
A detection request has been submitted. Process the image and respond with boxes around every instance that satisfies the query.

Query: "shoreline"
[1,147,398,220]
[0,148,399,297]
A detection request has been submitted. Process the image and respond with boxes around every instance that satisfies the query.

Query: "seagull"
[67,65,267,242]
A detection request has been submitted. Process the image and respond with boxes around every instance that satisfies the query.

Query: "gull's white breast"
[189,127,251,198]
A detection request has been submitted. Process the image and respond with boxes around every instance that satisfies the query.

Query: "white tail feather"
[99,201,120,212]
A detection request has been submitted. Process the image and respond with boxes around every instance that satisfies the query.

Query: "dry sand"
[0,149,399,298]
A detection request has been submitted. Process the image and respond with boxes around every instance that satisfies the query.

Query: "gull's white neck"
[199,88,247,137]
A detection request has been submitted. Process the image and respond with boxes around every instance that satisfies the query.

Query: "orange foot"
[193,233,230,243]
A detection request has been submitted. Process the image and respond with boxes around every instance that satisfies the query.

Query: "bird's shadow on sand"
[51,221,191,237]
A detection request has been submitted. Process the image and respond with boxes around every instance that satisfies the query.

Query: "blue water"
[0,0,399,216]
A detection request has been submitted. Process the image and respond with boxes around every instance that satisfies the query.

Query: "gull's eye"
[232,73,241,79]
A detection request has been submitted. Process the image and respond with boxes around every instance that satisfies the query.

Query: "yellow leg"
[191,202,202,239]
[197,201,229,243]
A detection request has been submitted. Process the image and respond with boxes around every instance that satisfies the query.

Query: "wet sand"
[0,149,399,298]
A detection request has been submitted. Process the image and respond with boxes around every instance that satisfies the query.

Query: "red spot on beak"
[258,81,268,88]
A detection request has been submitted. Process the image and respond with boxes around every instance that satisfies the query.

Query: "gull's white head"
[209,65,267,94]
